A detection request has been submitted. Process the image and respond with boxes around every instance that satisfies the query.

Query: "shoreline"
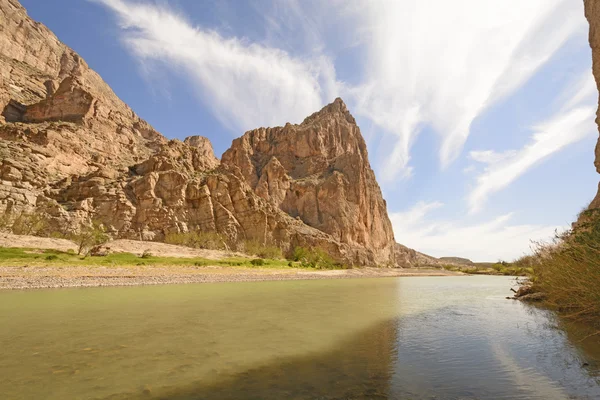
[0,265,462,290]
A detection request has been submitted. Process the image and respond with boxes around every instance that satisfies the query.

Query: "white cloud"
[347,0,586,181]
[97,0,588,185]
[469,150,518,165]
[391,202,564,262]
[393,201,444,227]
[95,0,338,133]
[468,72,598,213]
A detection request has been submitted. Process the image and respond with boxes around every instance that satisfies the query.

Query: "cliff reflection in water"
[116,320,399,400]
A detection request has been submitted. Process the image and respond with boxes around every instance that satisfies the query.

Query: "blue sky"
[21,0,599,261]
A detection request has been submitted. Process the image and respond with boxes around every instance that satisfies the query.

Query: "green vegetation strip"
[0,247,350,270]
[442,262,531,276]
[0,247,293,269]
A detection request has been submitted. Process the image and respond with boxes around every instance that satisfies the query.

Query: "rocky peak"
[183,135,218,162]
[222,97,396,265]
[301,97,357,126]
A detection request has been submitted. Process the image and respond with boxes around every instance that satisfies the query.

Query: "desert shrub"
[0,212,11,232]
[67,221,110,255]
[526,208,600,327]
[292,246,309,262]
[10,211,51,236]
[250,258,265,266]
[141,249,153,259]
[164,230,227,250]
[291,246,337,269]
[243,240,283,259]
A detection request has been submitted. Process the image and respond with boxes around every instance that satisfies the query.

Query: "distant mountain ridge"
[438,257,474,266]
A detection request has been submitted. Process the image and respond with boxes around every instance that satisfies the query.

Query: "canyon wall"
[0,0,429,266]
[585,0,600,209]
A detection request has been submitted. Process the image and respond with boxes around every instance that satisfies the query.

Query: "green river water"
[1,276,599,399]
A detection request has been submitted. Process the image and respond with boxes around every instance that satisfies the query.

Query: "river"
[0,276,599,399]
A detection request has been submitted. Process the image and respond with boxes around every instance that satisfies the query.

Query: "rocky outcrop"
[222,98,396,265]
[585,0,600,209]
[0,0,429,267]
[0,0,165,170]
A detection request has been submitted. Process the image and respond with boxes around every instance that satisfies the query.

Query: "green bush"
[250,258,265,266]
[67,221,110,255]
[291,246,337,269]
[243,240,283,259]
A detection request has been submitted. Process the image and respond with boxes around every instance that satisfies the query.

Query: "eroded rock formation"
[0,0,429,266]
[222,98,396,265]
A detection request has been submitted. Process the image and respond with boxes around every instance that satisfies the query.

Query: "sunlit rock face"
[0,0,431,267]
[222,98,398,266]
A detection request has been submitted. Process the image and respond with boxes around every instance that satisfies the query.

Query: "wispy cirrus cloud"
[468,72,598,213]
[94,0,338,133]
[96,0,588,185]
[390,202,564,262]
[348,0,586,181]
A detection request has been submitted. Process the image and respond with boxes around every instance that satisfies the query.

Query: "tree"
[69,221,109,255]
[11,211,49,236]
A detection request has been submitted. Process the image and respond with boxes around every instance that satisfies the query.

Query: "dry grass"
[525,208,600,327]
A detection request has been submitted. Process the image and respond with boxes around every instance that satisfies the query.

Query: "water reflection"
[108,320,398,400]
[0,276,599,399]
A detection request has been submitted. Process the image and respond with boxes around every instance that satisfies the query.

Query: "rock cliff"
[0,0,428,267]
[222,98,396,266]
[586,0,600,209]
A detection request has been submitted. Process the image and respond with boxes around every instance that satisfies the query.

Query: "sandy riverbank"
[0,265,461,290]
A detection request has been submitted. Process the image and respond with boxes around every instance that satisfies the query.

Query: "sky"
[20,0,600,261]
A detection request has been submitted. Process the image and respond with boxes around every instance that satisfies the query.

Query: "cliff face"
[0,0,426,267]
[585,0,600,209]
[222,98,396,266]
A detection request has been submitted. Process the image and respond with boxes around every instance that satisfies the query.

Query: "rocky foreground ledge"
[0,266,460,290]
